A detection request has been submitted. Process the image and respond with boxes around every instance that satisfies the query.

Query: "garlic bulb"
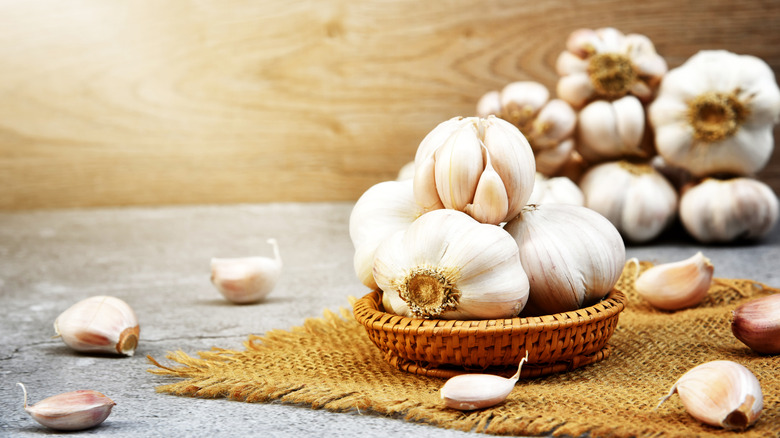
[54,296,139,356]
[373,209,529,319]
[476,82,577,176]
[441,352,529,410]
[413,116,536,224]
[18,383,115,431]
[657,360,763,430]
[579,161,678,242]
[732,293,780,354]
[210,238,283,304]
[504,203,625,315]
[556,27,667,108]
[634,252,713,310]
[577,95,648,163]
[527,173,584,206]
[679,177,779,243]
[349,179,424,289]
[649,50,780,177]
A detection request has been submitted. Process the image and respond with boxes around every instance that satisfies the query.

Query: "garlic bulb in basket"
[679,177,779,243]
[413,116,535,225]
[556,27,667,108]
[504,203,625,315]
[373,209,529,319]
[349,179,424,289]
[579,161,678,243]
[649,50,780,177]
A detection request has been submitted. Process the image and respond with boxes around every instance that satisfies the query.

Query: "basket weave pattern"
[353,289,627,378]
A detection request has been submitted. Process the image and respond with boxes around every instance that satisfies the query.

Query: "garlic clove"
[464,147,509,225]
[433,124,484,211]
[54,296,139,356]
[731,293,780,354]
[634,252,713,311]
[556,72,594,109]
[527,172,584,206]
[498,81,550,127]
[476,90,502,117]
[18,383,115,431]
[441,352,529,410]
[211,238,282,304]
[534,138,575,177]
[657,360,763,430]
[504,203,625,315]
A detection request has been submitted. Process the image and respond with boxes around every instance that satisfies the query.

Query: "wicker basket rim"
[354,288,627,335]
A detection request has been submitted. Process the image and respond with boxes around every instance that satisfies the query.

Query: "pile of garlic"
[351,115,626,320]
[475,27,780,243]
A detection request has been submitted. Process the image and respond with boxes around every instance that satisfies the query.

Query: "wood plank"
[1,0,779,209]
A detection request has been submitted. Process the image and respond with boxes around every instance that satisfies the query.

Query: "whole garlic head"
[504,203,625,315]
[476,82,577,176]
[210,239,282,304]
[579,161,678,242]
[556,27,667,108]
[413,116,536,225]
[679,177,779,243]
[577,95,648,163]
[373,209,529,319]
[649,50,780,177]
[54,296,139,356]
[349,179,424,289]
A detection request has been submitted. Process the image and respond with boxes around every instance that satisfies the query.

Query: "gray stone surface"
[1,202,778,437]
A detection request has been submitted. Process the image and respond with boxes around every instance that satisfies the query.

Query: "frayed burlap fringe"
[148,262,780,437]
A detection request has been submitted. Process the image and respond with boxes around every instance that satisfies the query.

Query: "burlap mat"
[148,261,780,437]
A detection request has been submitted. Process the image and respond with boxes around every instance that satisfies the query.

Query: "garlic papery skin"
[476,83,577,176]
[349,179,424,289]
[527,173,584,206]
[649,50,780,177]
[504,203,625,315]
[577,95,648,163]
[441,352,529,410]
[579,161,678,242]
[396,161,415,181]
[210,239,282,304]
[54,296,139,356]
[634,252,713,311]
[657,360,763,430]
[732,294,780,354]
[679,177,779,243]
[556,27,667,108]
[18,383,115,431]
[373,209,529,319]
[412,116,535,224]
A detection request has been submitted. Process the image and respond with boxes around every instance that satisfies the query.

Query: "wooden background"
[1,0,779,210]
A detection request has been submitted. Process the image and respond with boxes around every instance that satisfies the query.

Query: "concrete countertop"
[1,202,779,437]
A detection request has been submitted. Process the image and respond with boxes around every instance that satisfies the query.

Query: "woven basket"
[353,289,627,378]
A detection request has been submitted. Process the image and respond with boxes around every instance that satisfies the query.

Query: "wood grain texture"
[1,0,779,209]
